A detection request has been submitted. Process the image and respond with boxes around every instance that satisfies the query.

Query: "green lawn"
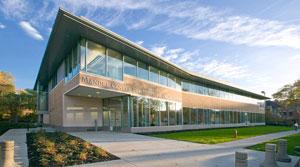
[149,126,293,144]
[247,132,300,156]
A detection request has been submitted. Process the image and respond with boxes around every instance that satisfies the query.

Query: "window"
[137,61,148,80]
[198,109,204,124]
[183,108,190,125]
[107,49,123,80]
[168,74,176,88]
[86,41,106,76]
[138,98,149,127]
[150,99,160,126]
[191,109,197,124]
[168,102,176,125]
[80,39,86,70]
[176,77,181,90]
[159,70,168,86]
[124,56,137,76]
[176,103,182,125]
[160,102,168,126]
[149,66,159,83]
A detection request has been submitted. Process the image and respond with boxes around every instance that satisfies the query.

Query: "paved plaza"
[70,130,300,167]
[1,129,299,167]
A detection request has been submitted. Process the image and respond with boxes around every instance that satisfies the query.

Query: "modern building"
[34,9,268,133]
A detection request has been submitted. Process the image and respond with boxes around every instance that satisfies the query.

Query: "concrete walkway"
[1,129,299,167]
[0,129,28,167]
[70,130,300,167]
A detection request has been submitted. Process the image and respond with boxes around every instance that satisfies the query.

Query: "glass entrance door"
[103,97,123,131]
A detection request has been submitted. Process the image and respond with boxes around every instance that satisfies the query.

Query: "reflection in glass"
[149,66,159,83]
[107,49,123,80]
[138,61,148,80]
[169,102,176,125]
[86,41,106,76]
[124,56,137,76]
[159,70,168,86]
[160,102,168,126]
[183,108,190,125]
[150,99,160,126]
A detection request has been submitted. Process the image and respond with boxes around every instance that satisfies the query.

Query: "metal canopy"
[34,8,269,100]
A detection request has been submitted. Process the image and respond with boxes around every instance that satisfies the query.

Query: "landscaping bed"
[148,126,292,144]
[27,131,119,167]
[247,132,300,156]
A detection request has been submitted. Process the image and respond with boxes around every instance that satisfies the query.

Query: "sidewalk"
[0,129,28,167]
[1,129,299,167]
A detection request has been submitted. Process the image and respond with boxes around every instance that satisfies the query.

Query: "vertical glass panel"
[210,110,215,124]
[198,109,204,124]
[122,97,129,127]
[133,97,138,127]
[205,109,210,124]
[137,61,148,80]
[176,77,181,90]
[168,102,176,125]
[167,74,176,88]
[138,97,149,127]
[80,39,86,70]
[160,102,168,126]
[149,66,159,83]
[159,71,168,86]
[150,99,160,126]
[124,56,137,76]
[176,103,182,125]
[191,109,197,124]
[183,108,190,125]
[107,49,123,80]
[182,81,190,91]
[86,41,106,76]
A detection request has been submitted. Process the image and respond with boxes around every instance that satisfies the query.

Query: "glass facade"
[77,38,262,105]
[40,38,265,130]
[101,95,265,130]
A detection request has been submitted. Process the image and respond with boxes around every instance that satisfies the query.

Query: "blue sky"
[0,0,300,97]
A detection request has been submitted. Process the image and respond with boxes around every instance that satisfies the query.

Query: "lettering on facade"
[80,75,177,101]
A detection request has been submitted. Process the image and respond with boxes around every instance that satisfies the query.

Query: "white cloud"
[19,21,43,40]
[200,59,249,79]
[150,44,248,81]
[0,0,29,19]
[151,46,167,56]
[2,1,300,48]
[135,40,144,45]
[0,23,5,29]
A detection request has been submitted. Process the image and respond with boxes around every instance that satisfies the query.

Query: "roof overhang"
[34,8,269,100]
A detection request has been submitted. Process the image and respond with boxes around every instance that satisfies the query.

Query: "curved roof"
[34,8,269,100]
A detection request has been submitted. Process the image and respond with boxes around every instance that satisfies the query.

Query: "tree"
[0,71,37,123]
[272,80,300,122]
[0,71,15,95]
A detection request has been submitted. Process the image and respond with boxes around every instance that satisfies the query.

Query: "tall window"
[107,49,123,80]
[138,61,148,80]
[168,102,176,125]
[183,108,190,125]
[86,41,106,76]
[176,103,182,125]
[124,56,137,76]
[150,99,160,126]
[160,102,168,126]
[80,39,86,70]
[191,109,197,124]
[149,66,159,83]
[168,74,176,88]
[159,70,168,86]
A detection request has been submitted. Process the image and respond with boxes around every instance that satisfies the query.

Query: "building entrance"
[103,97,123,131]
